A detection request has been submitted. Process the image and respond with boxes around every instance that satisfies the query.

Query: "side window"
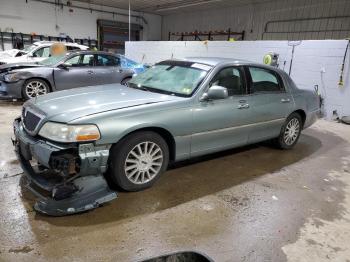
[249,67,282,93]
[33,47,51,58]
[64,55,81,66]
[115,56,121,66]
[210,67,245,96]
[81,54,95,66]
[96,55,118,66]
[64,54,94,67]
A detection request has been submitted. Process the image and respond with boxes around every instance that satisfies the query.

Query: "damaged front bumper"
[12,117,117,216]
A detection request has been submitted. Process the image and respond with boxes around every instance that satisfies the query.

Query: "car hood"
[0,62,43,73]
[26,84,183,123]
[0,49,20,59]
[0,56,22,64]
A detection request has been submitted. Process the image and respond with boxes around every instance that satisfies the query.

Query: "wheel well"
[121,127,176,161]
[121,76,132,82]
[294,109,306,127]
[24,77,52,92]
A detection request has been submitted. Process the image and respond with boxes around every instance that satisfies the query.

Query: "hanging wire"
[338,40,350,86]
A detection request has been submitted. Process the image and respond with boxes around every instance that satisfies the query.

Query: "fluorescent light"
[156,0,223,12]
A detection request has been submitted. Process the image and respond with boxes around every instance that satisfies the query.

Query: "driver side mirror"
[58,63,71,70]
[200,85,228,101]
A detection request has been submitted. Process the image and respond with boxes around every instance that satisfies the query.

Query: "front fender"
[70,103,194,161]
[11,69,54,88]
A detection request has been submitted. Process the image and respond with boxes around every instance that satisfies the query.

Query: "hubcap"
[25,81,47,98]
[124,141,163,185]
[284,118,300,145]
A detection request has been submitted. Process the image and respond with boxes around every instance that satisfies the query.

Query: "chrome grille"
[22,107,42,132]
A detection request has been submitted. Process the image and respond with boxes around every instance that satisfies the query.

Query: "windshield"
[128,61,211,97]
[22,44,38,53]
[38,55,65,66]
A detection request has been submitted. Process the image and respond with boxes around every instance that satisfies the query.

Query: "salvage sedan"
[13,57,320,215]
[0,41,88,65]
[0,50,133,100]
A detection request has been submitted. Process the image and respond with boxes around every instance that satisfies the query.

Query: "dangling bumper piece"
[12,117,117,216]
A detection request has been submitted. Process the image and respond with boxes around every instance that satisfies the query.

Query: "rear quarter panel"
[282,72,320,128]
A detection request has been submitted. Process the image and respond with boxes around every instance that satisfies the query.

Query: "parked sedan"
[13,57,319,215]
[0,50,134,100]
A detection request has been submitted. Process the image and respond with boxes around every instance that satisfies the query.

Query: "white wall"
[162,0,350,41]
[126,40,350,119]
[0,0,161,44]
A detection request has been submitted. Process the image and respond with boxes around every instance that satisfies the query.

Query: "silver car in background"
[0,50,134,100]
[13,57,320,215]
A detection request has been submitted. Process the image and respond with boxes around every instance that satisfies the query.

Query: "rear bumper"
[0,80,24,99]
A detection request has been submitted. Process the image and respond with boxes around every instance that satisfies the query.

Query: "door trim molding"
[191,118,285,137]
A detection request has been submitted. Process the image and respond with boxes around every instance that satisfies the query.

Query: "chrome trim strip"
[191,118,285,137]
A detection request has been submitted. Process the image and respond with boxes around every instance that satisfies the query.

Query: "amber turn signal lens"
[76,134,100,141]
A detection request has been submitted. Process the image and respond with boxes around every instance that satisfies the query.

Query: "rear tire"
[109,131,169,191]
[273,112,302,149]
[22,78,50,100]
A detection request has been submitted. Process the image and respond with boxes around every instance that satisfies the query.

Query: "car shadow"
[24,131,323,226]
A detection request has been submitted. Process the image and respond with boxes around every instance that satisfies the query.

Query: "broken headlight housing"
[39,122,101,143]
[4,72,22,82]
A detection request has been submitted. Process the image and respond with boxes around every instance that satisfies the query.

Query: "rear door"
[93,54,124,84]
[244,66,294,143]
[53,53,96,90]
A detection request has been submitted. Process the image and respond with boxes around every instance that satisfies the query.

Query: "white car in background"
[0,49,22,60]
[0,41,88,65]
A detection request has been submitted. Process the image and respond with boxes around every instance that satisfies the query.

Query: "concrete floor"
[0,101,350,262]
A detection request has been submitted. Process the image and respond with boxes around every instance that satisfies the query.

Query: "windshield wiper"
[128,83,149,92]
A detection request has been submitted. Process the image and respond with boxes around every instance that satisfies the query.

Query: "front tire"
[22,78,49,100]
[274,112,302,149]
[109,131,169,191]
[121,77,131,86]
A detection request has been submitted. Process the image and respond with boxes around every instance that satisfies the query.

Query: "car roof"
[181,56,286,73]
[33,41,87,47]
[182,57,252,66]
[66,50,116,56]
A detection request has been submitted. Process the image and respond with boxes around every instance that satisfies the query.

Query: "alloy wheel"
[25,81,48,98]
[284,118,300,145]
[124,141,163,185]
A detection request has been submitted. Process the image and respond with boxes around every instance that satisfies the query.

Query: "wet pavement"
[0,101,350,261]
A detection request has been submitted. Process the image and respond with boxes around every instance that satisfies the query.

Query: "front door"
[53,53,96,90]
[191,66,253,156]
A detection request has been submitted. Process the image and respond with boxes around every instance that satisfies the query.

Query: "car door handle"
[87,70,94,75]
[237,104,250,109]
[117,69,123,73]
[281,98,290,103]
